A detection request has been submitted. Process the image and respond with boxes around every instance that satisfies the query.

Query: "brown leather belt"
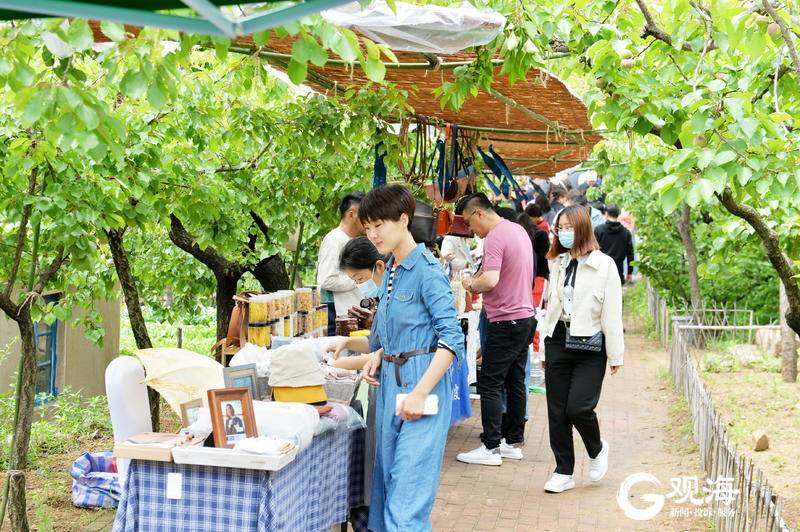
[383,345,439,386]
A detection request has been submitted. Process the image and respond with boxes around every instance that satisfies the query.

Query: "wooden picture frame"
[223,364,260,399]
[207,388,257,448]
[179,398,203,428]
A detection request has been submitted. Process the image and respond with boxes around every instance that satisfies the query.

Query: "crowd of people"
[316,176,637,531]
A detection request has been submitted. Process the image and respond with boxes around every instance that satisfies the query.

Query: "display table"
[113,428,365,532]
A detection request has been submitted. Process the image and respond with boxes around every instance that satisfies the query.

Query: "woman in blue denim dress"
[357,185,465,532]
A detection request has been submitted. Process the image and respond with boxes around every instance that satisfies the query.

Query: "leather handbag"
[564,329,604,353]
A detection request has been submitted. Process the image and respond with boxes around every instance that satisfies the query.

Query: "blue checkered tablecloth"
[113,428,365,532]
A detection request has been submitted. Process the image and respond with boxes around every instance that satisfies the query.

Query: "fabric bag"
[70,451,121,509]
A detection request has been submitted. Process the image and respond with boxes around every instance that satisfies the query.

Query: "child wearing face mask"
[539,205,625,495]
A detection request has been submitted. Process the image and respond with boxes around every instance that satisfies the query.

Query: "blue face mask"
[358,279,379,298]
[558,230,575,249]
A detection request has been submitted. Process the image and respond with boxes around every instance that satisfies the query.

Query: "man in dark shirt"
[594,203,635,284]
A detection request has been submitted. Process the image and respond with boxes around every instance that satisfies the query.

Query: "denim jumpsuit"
[367,244,465,532]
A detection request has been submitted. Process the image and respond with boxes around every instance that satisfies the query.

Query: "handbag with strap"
[563,258,605,353]
[210,292,256,357]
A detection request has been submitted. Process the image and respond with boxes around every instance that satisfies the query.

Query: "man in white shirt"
[317,191,365,335]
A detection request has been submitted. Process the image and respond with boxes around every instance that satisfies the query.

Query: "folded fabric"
[321,365,359,382]
[234,436,296,456]
[269,345,325,388]
[322,403,349,424]
[273,384,328,404]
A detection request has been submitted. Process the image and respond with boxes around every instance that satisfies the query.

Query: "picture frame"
[207,388,257,448]
[223,364,260,399]
[179,398,203,428]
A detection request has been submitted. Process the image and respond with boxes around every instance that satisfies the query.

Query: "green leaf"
[363,56,386,82]
[737,166,753,186]
[698,148,714,170]
[100,21,126,42]
[334,29,360,63]
[147,79,167,109]
[713,150,736,166]
[253,30,270,47]
[42,32,74,58]
[21,92,45,126]
[707,79,725,92]
[660,187,683,213]
[120,70,147,99]
[77,103,100,130]
[651,174,679,193]
[67,19,94,51]
[286,59,308,85]
[14,62,35,87]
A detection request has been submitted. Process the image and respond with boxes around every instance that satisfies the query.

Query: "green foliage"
[0,387,113,468]
[119,310,216,356]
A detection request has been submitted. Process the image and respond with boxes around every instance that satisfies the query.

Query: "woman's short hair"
[535,193,551,213]
[340,236,389,270]
[358,184,415,225]
[546,205,600,259]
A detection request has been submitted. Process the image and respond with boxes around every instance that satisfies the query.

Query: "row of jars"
[249,287,322,323]
[248,305,329,348]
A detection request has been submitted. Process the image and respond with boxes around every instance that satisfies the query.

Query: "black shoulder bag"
[564,259,605,353]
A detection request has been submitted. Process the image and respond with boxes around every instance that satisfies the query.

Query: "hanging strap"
[564,259,578,288]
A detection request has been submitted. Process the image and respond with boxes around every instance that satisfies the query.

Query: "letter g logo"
[617,473,665,521]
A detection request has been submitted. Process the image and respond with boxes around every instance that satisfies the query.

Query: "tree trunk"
[779,281,798,382]
[250,256,290,293]
[107,228,160,430]
[215,273,241,342]
[675,203,703,318]
[6,313,37,531]
[8,471,27,532]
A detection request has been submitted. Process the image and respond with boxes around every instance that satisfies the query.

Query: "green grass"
[624,281,658,337]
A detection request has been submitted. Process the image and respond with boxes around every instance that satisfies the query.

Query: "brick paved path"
[431,326,708,531]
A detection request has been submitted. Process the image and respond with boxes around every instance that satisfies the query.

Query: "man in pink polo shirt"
[456,193,535,466]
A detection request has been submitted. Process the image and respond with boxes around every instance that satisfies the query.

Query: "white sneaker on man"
[456,445,502,466]
[544,473,575,493]
[588,438,609,482]
[499,439,523,460]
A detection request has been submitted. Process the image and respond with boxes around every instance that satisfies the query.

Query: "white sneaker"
[456,445,502,466]
[588,439,609,482]
[499,439,523,460]
[544,473,575,493]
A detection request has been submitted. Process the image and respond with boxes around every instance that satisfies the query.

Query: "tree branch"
[168,214,243,277]
[0,292,19,319]
[763,0,800,77]
[716,187,800,333]
[752,64,789,103]
[215,141,272,173]
[32,249,67,295]
[6,169,37,298]
[635,0,716,52]
[250,210,270,241]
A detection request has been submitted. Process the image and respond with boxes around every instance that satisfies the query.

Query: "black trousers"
[544,321,606,475]
[478,316,535,449]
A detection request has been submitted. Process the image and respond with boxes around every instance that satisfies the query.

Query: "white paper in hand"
[395,393,438,416]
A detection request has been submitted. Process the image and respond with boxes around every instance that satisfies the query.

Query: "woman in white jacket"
[540,205,624,494]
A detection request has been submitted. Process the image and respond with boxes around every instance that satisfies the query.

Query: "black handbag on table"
[563,258,605,353]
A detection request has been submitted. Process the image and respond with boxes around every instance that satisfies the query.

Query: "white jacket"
[541,250,624,366]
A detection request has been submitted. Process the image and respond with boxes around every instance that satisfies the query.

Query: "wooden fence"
[646,283,791,530]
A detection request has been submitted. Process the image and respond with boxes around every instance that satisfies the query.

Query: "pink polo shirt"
[482,219,535,322]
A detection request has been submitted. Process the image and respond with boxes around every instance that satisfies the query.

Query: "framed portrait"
[179,398,203,428]
[207,388,257,448]
[223,364,260,399]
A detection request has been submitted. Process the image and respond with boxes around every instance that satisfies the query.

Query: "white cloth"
[234,436,296,456]
[316,227,362,316]
[541,250,625,366]
[229,343,271,377]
